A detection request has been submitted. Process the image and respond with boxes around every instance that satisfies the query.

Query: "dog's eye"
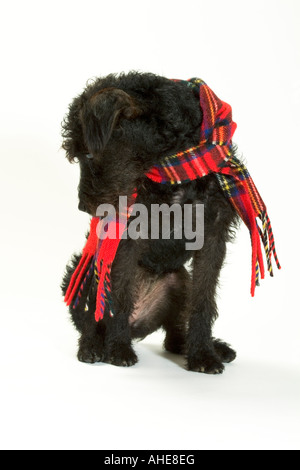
[86,153,93,160]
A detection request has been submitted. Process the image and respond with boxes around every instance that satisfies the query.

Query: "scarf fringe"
[95,257,115,322]
[250,210,281,296]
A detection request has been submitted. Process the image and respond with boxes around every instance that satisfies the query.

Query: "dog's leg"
[103,243,138,367]
[186,189,237,374]
[104,312,138,367]
[62,253,106,364]
[186,240,226,374]
[76,286,107,364]
[77,322,106,364]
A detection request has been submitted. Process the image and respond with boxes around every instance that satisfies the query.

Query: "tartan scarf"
[64,78,280,322]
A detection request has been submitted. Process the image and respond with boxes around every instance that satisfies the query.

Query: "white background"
[0,0,299,451]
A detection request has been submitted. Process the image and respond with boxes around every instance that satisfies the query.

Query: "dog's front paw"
[106,344,138,367]
[213,339,237,364]
[187,351,224,375]
[77,336,104,364]
[78,346,104,364]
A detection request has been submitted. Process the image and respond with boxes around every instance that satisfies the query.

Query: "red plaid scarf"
[65,78,280,321]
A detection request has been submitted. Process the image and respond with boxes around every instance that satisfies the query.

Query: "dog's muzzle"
[78,201,88,213]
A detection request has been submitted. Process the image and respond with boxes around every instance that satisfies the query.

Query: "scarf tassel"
[72,259,94,309]
[95,258,115,322]
[236,191,281,297]
[250,210,281,297]
[260,212,281,275]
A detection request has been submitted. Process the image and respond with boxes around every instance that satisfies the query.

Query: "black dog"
[61,72,238,374]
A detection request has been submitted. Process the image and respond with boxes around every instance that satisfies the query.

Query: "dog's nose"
[78,201,88,213]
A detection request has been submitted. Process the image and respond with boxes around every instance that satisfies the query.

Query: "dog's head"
[61,72,202,215]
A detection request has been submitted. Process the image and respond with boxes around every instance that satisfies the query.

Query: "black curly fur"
[61,71,239,374]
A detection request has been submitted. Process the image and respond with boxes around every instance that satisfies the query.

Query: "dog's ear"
[81,88,141,155]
